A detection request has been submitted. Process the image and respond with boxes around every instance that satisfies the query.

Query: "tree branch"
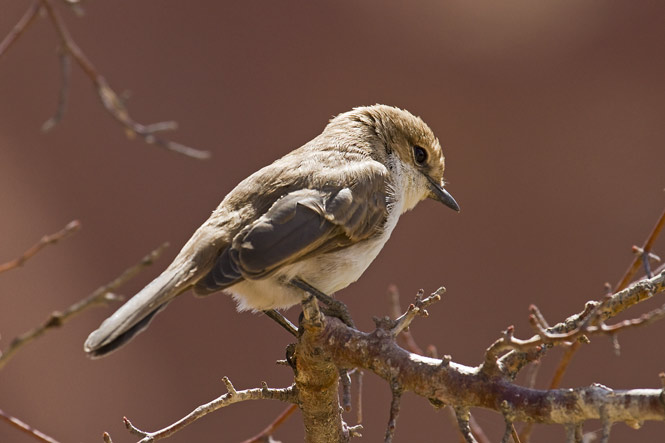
[117,378,297,443]
[315,316,665,428]
[0,408,60,443]
[0,1,210,159]
[295,273,665,438]
[0,1,41,60]
[616,207,665,291]
[296,295,357,443]
[498,270,665,378]
[0,242,169,370]
[240,403,299,443]
[0,220,81,274]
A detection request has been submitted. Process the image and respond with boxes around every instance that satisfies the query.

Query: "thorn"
[222,376,237,396]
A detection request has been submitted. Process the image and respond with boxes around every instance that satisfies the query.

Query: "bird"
[84,104,459,358]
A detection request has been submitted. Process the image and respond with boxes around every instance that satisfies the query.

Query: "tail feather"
[84,260,196,358]
[85,302,168,358]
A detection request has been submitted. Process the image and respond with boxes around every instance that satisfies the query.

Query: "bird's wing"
[195,167,389,292]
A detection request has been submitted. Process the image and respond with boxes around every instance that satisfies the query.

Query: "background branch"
[0,1,40,60]
[0,1,210,159]
[0,220,81,274]
[240,403,299,443]
[0,242,169,370]
[0,408,60,443]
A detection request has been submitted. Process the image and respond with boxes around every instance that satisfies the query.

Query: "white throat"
[387,153,427,215]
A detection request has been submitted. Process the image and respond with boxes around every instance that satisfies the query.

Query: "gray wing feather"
[197,179,388,293]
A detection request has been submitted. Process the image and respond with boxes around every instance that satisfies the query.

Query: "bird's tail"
[84,259,196,358]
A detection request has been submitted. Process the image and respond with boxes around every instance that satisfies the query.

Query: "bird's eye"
[413,145,428,165]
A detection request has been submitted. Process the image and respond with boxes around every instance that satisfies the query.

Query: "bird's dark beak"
[427,176,460,212]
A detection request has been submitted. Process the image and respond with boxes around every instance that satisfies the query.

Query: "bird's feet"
[291,278,355,328]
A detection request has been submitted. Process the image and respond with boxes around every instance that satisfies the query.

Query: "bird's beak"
[427,176,460,212]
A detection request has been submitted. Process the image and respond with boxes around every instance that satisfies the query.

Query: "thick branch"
[312,316,665,428]
[296,296,353,443]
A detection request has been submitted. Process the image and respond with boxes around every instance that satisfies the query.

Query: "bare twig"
[39,0,210,159]
[0,407,60,443]
[384,383,402,443]
[484,297,665,378]
[565,424,583,443]
[0,1,41,60]
[616,207,665,291]
[388,285,424,354]
[0,242,169,369]
[1,0,210,159]
[340,368,352,412]
[240,403,298,443]
[454,407,478,443]
[498,270,665,377]
[467,414,491,443]
[519,210,665,442]
[119,379,297,443]
[353,369,364,424]
[390,287,444,337]
[0,220,81,274]
[41,48,71,132]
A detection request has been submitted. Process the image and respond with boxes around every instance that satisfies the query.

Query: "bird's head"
[342,105,460,213]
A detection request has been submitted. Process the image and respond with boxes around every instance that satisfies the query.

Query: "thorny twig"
[497,266,665,379]
[483,283,665,377]
[0,0,210,159]
[519,207,665,441]
[0,408,60,443]
[0,242,169,370]
[118,378,297,443]
[0,220,81,274]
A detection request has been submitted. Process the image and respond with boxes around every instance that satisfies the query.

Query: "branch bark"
[294,271,665,441]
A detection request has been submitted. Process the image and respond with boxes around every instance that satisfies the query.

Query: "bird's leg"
[291,278,355,328]
[263,309,298,337]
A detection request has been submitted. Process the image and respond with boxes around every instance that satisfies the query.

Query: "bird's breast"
[282,199,403,294]
[226,203,403,312]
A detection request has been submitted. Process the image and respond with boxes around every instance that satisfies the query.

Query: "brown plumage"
[84,105,459,357]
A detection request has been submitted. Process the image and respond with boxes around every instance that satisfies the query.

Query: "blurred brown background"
[1,1,665,442]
